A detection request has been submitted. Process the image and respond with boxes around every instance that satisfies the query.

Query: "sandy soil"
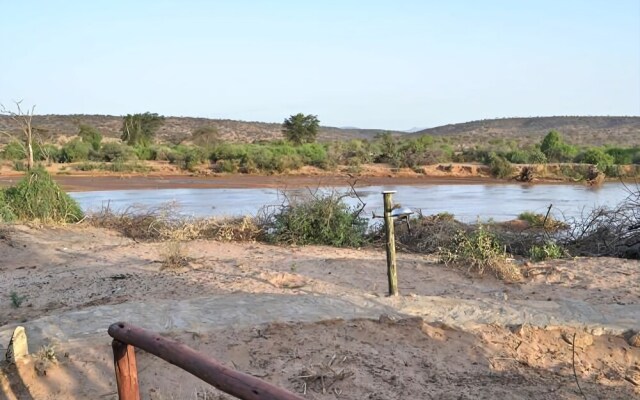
[0,224,639,399]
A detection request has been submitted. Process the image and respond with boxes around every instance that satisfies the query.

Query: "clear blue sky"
[1,0,638,130]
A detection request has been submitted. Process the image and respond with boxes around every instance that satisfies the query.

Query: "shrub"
[35,144,61,162]
[0,189,16,222]
[575,148,615,171]
[529,241,565,262]
[264,191,368,247]
[160,241,190,270]
[133,145,155,161]
[78,124,102,151]
[60,139,91,162]
[1,141,26,160]
[13,161,27,171]
[74,162,98,171]
[3,167,83,223]
[489,154,514,178]
[213,159,239,173]
[439,225,521,281]
[297,143,328,168]
[517,211,567,231]
[100,142,136,162]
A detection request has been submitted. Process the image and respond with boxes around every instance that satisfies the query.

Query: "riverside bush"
[100,142,136,162]
[264,191,368,247]
[439,225,521,281]
[60,139,91,162]
[489,154,514,178]
[3,168,83,223]
[1,141,26,160]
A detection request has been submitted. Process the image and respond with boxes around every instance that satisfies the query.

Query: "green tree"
[540,130,576,162]
[78,124,102,151]
[282,113,319,145]
[120,112,165,146]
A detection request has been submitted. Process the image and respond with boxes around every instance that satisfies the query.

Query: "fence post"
[382,191,398,296]
[112,339,140,400]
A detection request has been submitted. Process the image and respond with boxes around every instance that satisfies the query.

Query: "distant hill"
[0,115,401,144]
[410,116,640,147]
[1,115,637,147]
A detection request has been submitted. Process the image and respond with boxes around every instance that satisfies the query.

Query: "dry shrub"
[439,225,522,281]
[371,212,466,253]
[160,241,191,270]
[564,185,640,258]
[87,203,263,242]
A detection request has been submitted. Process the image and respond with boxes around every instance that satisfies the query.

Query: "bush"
[529,241,565,262]
[60,139,91,162]
[3,168,83,223]
[489,154,514,178]
[575,148,615,171]
[35,144,61,162]
[0,189,16,222]
[78,124,103,151]
[264,191,368,247]
[1,141,26,160]
[517,211,567,231]
[133,145,155,161]
[439,225,521,281]
[100,142,136,162]
[297,143,328,168]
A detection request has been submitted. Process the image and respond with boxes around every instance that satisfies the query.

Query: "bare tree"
[0,101,36,170]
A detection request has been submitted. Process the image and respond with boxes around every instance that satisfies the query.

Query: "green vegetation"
[120,112,165,146]
[2,168,83,223]
[282,113,320,145]
[10,292,26,308]
[264,191,368,247]
[78,124,103,151]
[489,154,514,178]
[517,211,567,231]
[529,241,565,262]
[1,112,639,181]
[440,225,521,281]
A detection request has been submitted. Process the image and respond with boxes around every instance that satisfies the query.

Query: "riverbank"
[1,161,634,192]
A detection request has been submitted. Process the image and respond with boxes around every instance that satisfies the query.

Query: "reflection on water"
[71,182,634,222]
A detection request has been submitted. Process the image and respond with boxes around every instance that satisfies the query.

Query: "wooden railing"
[108,322,304,400]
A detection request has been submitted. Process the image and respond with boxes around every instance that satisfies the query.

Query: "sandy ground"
[0,224,639,399]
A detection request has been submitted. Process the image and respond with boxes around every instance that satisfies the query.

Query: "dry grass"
[160,241,191,270]
[87,204,263,242]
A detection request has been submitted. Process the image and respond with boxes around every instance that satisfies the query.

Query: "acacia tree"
[120,112,165,146]
[0,101,36,170]
[282,113,319,145]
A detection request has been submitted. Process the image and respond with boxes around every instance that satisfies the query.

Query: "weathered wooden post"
[383,191,398,296]
[112,339,140,400]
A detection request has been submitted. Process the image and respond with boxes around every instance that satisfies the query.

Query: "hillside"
[1,115,638,147]
[0,114,401,144]
[411,116,640,147]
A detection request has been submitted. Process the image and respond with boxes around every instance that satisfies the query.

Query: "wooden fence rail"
[108,322,305,400]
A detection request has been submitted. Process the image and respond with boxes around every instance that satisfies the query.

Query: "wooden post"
[112,339,140,400]
[383,191,398,296]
